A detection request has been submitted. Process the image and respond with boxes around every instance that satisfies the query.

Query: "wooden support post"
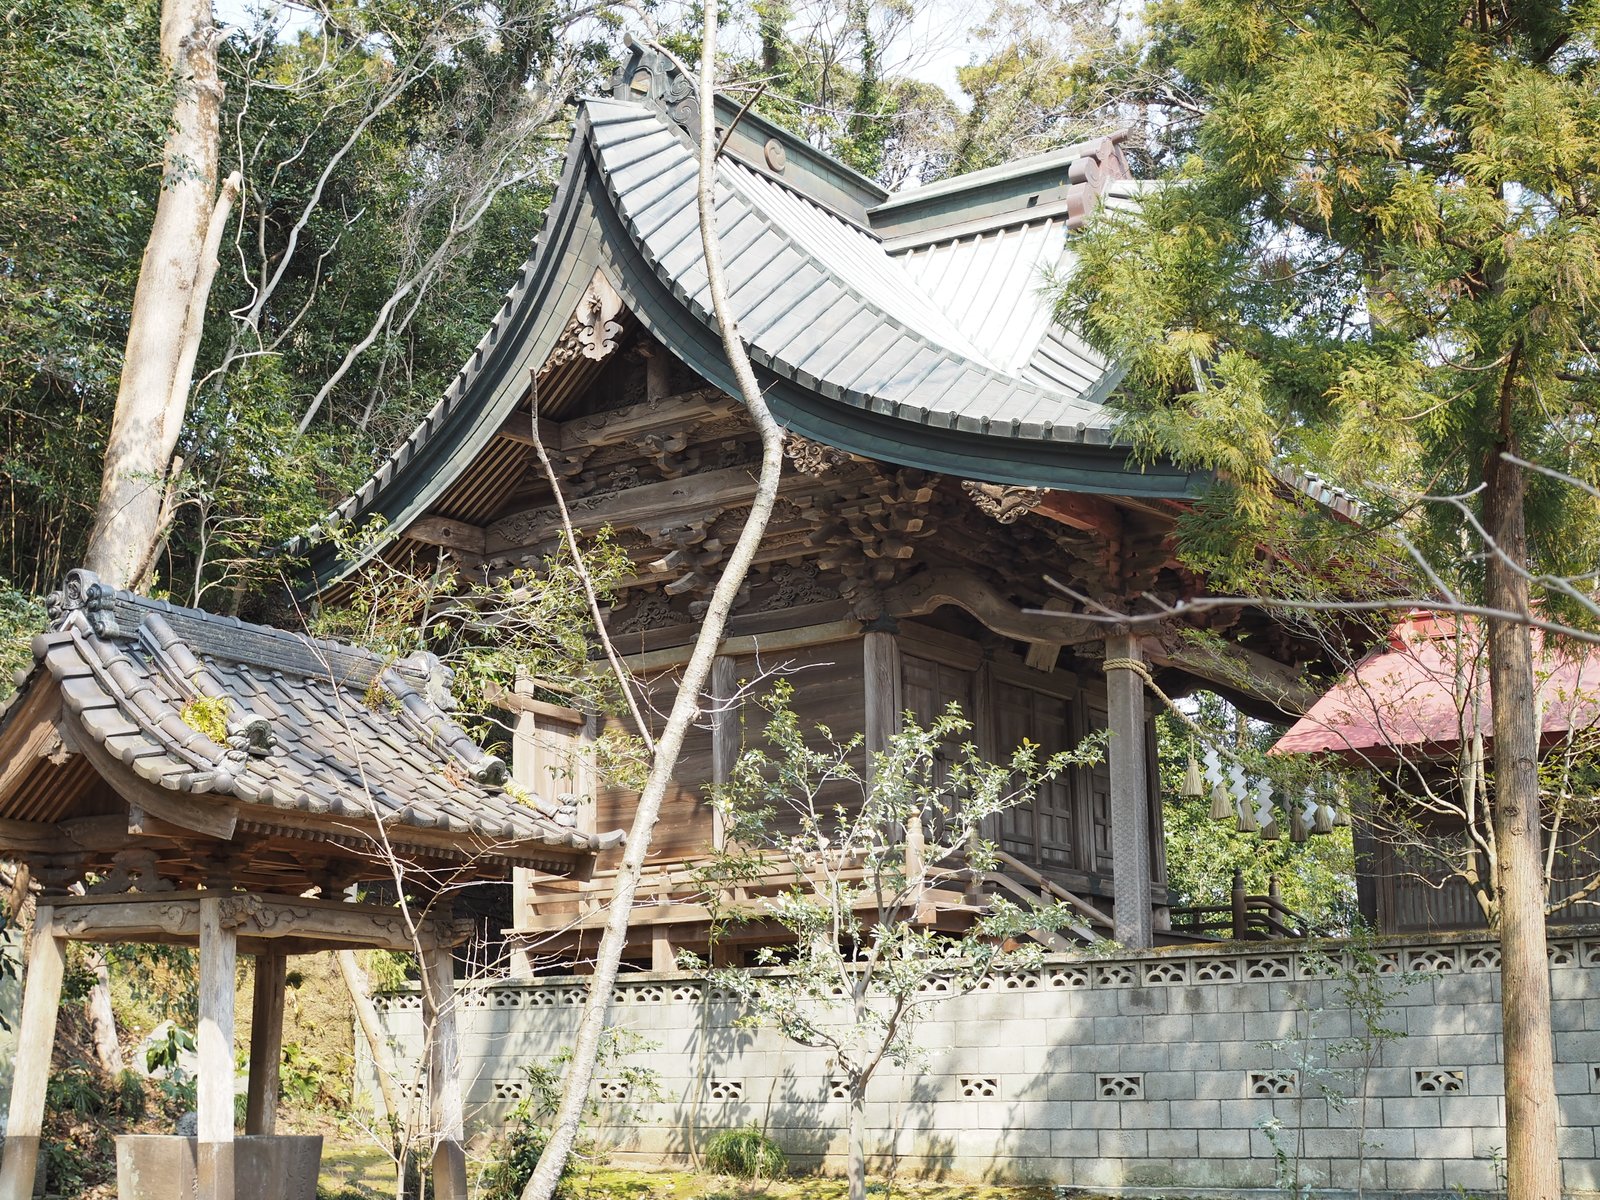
[710,655,739,850]
[1105,634,1154,949]
[863,628,902,778]
[420,942,467,1200]
[1232,868,1248,940]
[651,925,675,972]
[197,895,237,1200]
[0,906,64,1200]
[245,951,286,1135]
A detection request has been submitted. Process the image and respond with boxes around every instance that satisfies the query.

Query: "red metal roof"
[1270,611,1600,761]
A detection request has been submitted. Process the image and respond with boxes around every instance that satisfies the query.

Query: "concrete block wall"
[367,928,1600,1195]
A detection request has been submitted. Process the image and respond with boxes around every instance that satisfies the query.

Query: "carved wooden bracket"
[962,480,1044,525]
[783,432,849,476]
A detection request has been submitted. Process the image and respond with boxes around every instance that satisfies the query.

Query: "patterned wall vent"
[1249,1070,1297,1096]
[597,1079,631,1101]
[492,1080,527,1101]
[707,1079,744,1101]
[828,1078,850,1101]
[959,1077,999,1099]
[671,984,701,1002]
[1548,941,1577,967]
[1406,948,1457,974]
[1413,1069,1466,1095]
[1192,959,1239,983]
[1095,963,1135,987]
[1242,956,1292,982]
[1583,940,1600,967]
[1462,946,1501,971]
[1098,1074,1144,1099]
[1045,966,1091,989]
[1143,961,1187,986]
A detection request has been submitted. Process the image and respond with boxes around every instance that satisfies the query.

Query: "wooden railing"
[1167,869,1311,941]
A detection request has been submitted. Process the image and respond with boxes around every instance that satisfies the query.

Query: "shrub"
[703,1125,787,1180]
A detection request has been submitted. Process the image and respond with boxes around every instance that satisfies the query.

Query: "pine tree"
[1062,5,1600,1198]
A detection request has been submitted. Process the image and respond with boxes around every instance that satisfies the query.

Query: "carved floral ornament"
[575,269,624,362]
[962,480,1044,525]
[783,432,850,476]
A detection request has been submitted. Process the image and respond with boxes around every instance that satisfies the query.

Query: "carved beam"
[406,516,487,558]
[558,387,733,449]
[1140,633,1320,717]
[883,569,1101,647]
[1035,491,1124,538]
[493,412,563,449]
[486,466,812,555]
[48,891,461,952]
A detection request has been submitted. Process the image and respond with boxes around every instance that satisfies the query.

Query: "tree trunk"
[84,0,227,587]
[848,1088,867,1200]
[335,950,410,1196]
[1482,448,1562,1200]
[84,949,125,1075]
[518,16,788,1199]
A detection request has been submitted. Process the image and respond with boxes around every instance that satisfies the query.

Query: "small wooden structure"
[1273,611,1600,931]
[0,570,617,1199]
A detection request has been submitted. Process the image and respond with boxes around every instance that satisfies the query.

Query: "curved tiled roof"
[297,43,1207,592]
[584,100,1117,440]
[20,569,620,864]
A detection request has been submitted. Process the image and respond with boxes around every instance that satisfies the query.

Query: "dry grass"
[318,1143,1064,1200]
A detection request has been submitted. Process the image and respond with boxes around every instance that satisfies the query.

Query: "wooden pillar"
[420,940,466,1200]
[651,925,675,972]
[710,654,739,850]
[863,627,902,778]
[197,895,237,1200]
[0,906,64,1200]
[245,951,287,1135]
[1105,634,1153,948]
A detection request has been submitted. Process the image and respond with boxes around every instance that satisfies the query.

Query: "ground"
[318,1142,1061,1200]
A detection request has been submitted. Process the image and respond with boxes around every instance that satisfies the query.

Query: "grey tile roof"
[23,569,621,863]
[584,98,1120,442]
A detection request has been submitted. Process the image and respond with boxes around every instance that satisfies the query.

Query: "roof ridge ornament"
[611,35,699,135]
[47,568,122,637]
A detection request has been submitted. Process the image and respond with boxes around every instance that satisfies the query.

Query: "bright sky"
[212,0,984,101]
